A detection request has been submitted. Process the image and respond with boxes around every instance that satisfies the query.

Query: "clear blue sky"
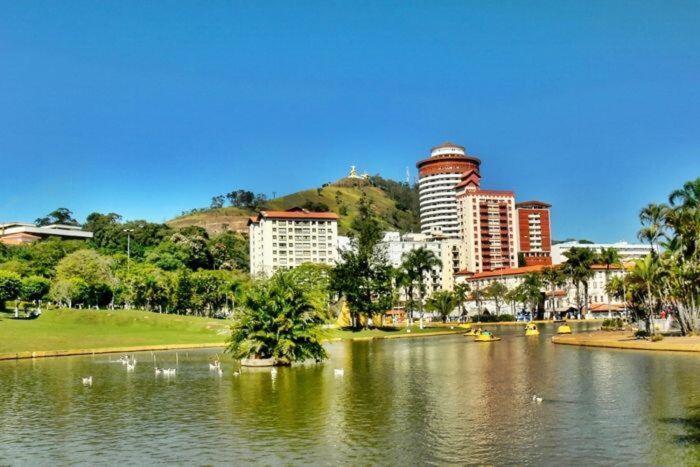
[1,1,698,242]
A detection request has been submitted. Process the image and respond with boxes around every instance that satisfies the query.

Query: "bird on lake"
[334,369,344,377]
[233,371,240,377]
[532,395,543,403]
[217,367,223,377]
[163,368,177,376]
[126,360,136,372]
[82,376,92,386]
[154,368,163,375]
[209,362,221,371]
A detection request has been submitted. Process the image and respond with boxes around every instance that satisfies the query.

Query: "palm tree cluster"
[624,178,700,335]
[396,247,442,327]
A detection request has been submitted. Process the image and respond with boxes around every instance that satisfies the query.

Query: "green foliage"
[20,276,51,302]
[301,201,330,212]
[484,281,508,314]
[208,231,249,271]
[331,195,394,328]
[601,318,624,330]
[0,270,22,308]
[228,271,327,364]
[35,207,79,226]
[426,290,457,322]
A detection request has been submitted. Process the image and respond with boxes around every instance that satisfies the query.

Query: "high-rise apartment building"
[416,142,481,238]
[248,207,339,277]
[455,170,519,272]
[516,201,552,266]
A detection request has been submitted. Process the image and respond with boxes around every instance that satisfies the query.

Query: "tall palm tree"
[638,203,667,253]
[626,254,664,334]
[453,282,470,322]
[598,247,621,317]
[562,247,596,317]
[516,273,543,320]
[541,266,565,319]
[402,247,441,329]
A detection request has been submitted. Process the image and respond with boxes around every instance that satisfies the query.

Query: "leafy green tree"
[0,271,22,309]
[21,276,51,302]
[627,254,664,334]
[598,247,622,315]
[516,273,543,319]
[49,277,89,308]
[453,283,470,320]
[35,208,79,226]
[637,203,667,252]
[426,290,457,322]
[484,281,508,315]
[228,271,327,365]
[56,249,114,286]
[330,196,393,329]
[209,231,249,271]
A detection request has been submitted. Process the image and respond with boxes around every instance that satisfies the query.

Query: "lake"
[1,323,699,465]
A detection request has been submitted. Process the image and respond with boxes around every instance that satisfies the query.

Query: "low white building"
[0,222,93,245]
[248,207,340,277]
[455,263,629,318]
[551,241,652,265]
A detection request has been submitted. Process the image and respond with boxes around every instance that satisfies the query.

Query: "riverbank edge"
[551,331,700,353]
[0,328,471,362]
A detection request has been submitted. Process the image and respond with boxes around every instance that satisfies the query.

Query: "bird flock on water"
[82,354,345,386]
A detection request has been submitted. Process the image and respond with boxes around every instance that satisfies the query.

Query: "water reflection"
[0,323,699,465]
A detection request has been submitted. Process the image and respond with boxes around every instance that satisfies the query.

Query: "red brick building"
[515,201,552,266]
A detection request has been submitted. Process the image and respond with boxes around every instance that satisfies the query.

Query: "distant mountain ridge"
[167,175,420,236]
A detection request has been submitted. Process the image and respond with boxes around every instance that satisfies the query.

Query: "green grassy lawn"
[0,308,230,355]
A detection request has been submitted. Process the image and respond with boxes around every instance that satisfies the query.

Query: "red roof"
[457,189,515,198]
[462,264,549,279]
[248,207,339,224]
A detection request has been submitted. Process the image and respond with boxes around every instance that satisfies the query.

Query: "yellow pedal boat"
[474,331,500,342]
[525,323,540,336]
[557,324,572,334]
[458,323,473,330]
[463,327,482,336]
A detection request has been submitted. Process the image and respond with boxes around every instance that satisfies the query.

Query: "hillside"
[168,176,420,235]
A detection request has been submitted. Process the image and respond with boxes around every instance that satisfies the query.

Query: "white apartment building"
[455,264,629,318]
[381,231,462,293]
[248,208,340,277]
[551,241,653,265]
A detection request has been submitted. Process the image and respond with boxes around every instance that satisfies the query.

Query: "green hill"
[168,176,420,236]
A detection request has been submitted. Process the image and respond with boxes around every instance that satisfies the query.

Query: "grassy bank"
[0,308,229,357]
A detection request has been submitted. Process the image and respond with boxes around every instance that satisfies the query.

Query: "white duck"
[334,368,345,377]
[209,362,220,371]
[82,376,93,386]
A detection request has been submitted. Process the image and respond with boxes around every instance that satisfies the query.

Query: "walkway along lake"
[1,323,699,465]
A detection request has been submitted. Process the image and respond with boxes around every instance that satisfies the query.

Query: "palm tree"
[402,247,441,329]
[453,282,470,322]
[227,271,327,365]
[626,254,664,335]
[638,203,667,253]
[516,273,543,320]
[426,290,457,323]
[394,267,415,325]
[598,247,621,317]
[562,247,596,317]
[541,267,565,319]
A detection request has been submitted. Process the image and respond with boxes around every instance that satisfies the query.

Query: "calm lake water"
[1,323,699,465]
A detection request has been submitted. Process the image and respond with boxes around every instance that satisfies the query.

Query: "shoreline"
[552,331,700,353]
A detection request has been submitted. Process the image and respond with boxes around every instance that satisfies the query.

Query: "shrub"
[651,334,664,342]
[601,318,624,331]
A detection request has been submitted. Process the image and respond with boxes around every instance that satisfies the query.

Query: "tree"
[330,195,394,329]
[484,281,508,315]
[638,203,667,252]
[48,277,89,308]
[209,231,249,271]
[0,271,22,309]
[210,195,225,209]
[541,267,565,319]
[598,247,622,316]
[401,247,441,328]
[426,290,457,322]
[227,271,327,365]
[516,273,543,319]
[21,276,51,302]
[562,247,596,316]
[453,283,470,320]
[626,254,663,334]
[35,208,79,226]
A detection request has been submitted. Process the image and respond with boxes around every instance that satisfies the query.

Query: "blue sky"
[1,1,698,242]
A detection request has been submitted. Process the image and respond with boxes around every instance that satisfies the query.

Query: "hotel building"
[455,170,519,272]
[248,207,340,277]
[516,201,552,266]
[551,241,653,265]
[416,142,481,238]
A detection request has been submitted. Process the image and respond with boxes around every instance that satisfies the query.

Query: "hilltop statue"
[348,165,369,180]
